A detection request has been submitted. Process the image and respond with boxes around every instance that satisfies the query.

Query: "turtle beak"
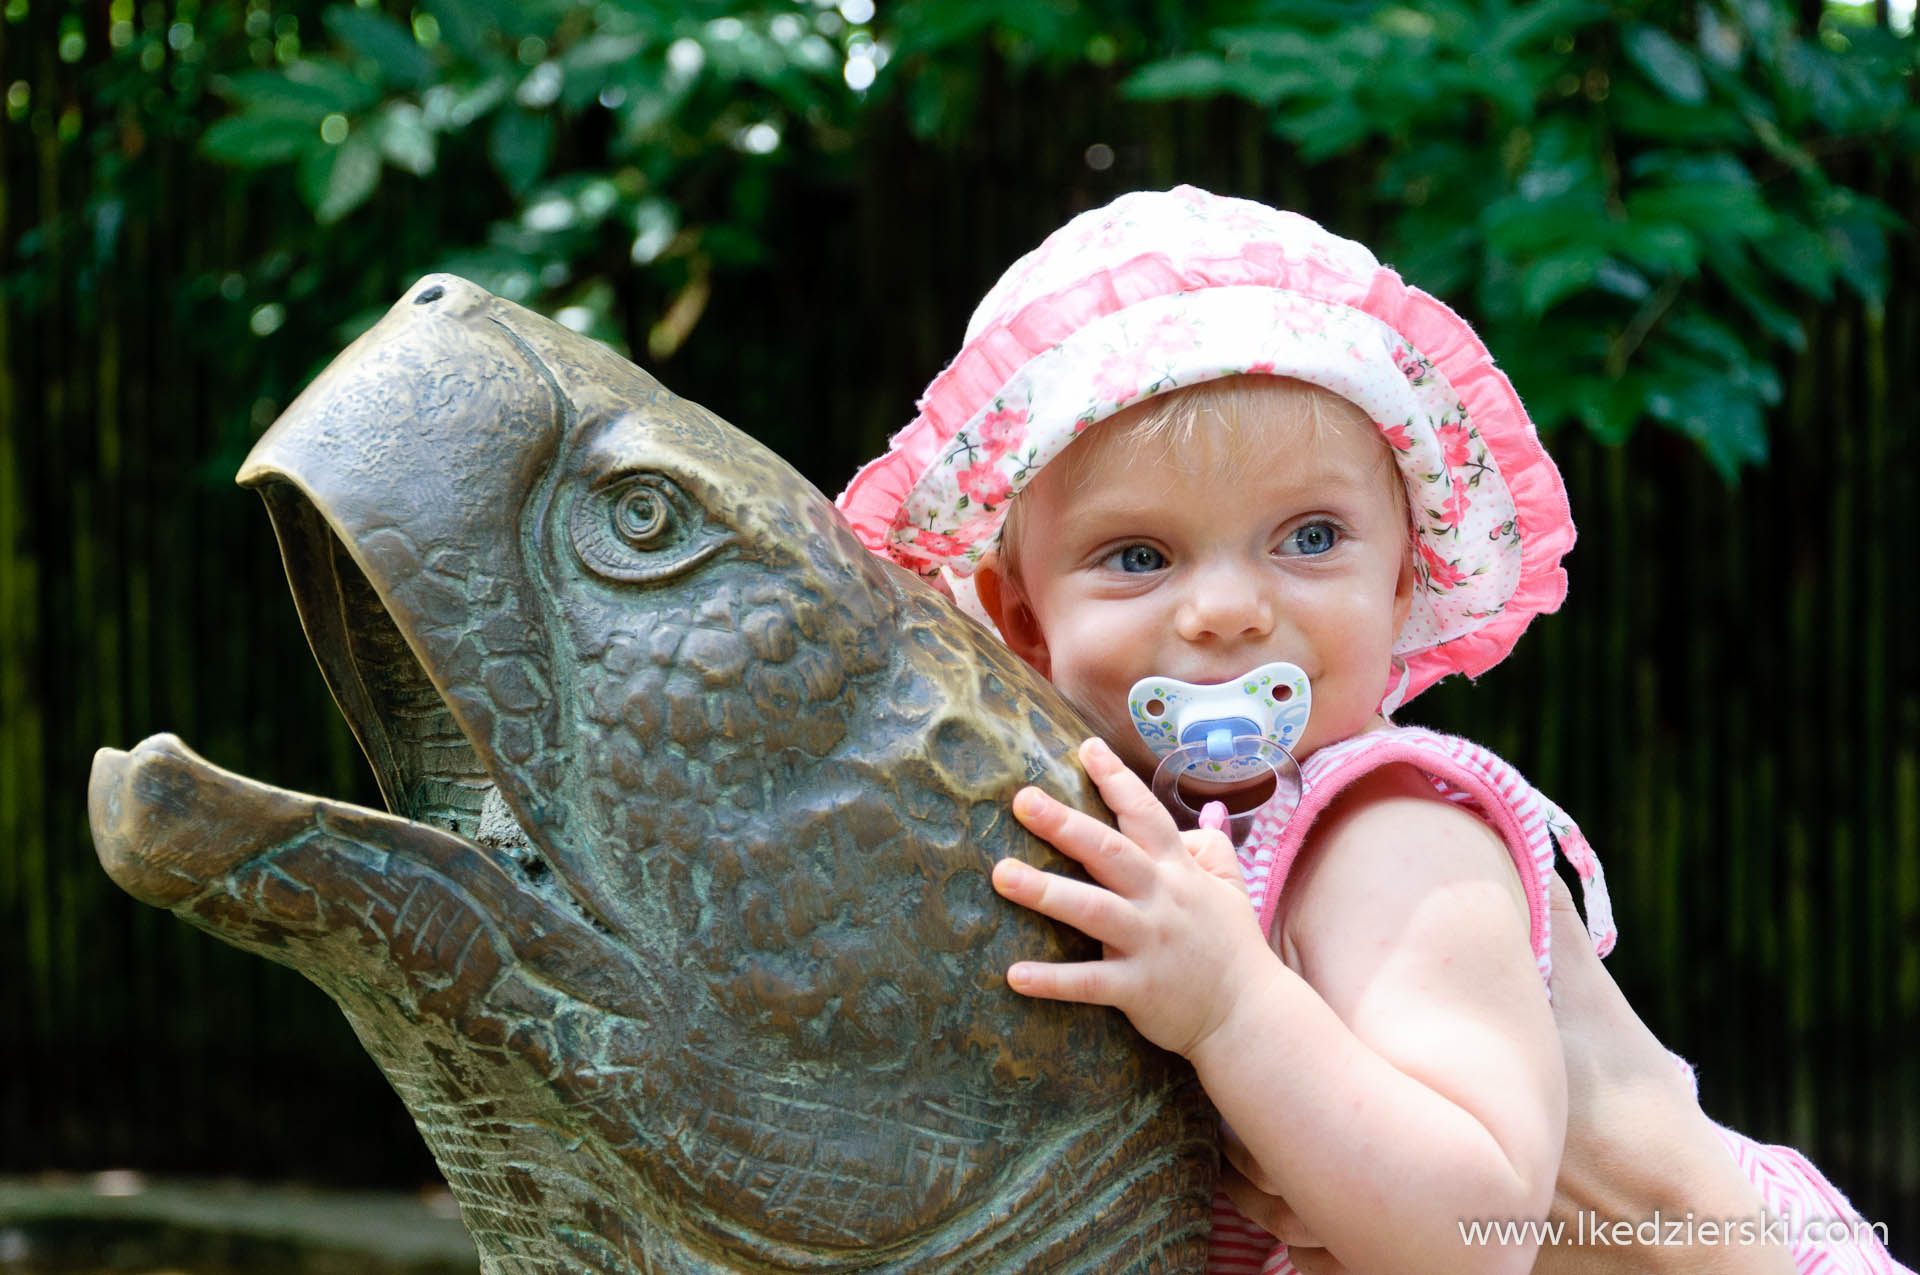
[237,273,567,856]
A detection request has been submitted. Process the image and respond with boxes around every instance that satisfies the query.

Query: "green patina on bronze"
[87,276,1216,1273]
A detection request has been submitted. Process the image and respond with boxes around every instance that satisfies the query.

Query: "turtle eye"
[570,473,731,583]
[612,484,669,547]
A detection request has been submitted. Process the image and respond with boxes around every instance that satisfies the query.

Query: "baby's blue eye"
[1107,544,1166,573]
[1287,523,1338,556]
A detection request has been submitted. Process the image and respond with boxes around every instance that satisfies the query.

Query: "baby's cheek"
[1108,732,1163,783]
[1102,721,1164,782]
[1055,685,1140,763]
[1300,695,1382,759]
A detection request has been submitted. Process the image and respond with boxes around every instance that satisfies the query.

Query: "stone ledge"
[0,1173,478,1273]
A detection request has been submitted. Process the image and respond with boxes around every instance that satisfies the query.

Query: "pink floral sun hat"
[836,185,1574,706]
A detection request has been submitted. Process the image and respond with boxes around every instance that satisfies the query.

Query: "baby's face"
[986,400,1414,781]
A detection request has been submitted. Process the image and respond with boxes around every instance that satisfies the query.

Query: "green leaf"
[1385,215,1480,300]
[1276,99,1373,162]
[1611,220,1700,277]
[1518,245,1602,317]
[629,198,679,265]
[1824,203,1890,309]
[426,0,496,64]
[297,129,381,223]
[422,73,509,130]
[1776,39,1895,133]
[1233,0,1368,28]
[1490,323,1629,441]
[1645,375,1768,479]
[1664,313,1761,381]
[884,3,998,60]
[559,33,647,109]
[1754,221,1834,300]
[1593,258,1653,301]
[1118,54,1215,99]
[1485,0,1606,57]
[282,57,382,116]
[611,72,690,147]
[1623,24,1706,105]
[216,69,350,121]
[1120,53,1310,103]
[1625,181,1775,243]
[1484,193,1609,258]
[324,6,435,89]
[1726,0,1783,44]
[1642,148,1755,181]
[375,101,436,176]
[1580,374,1649,445]
[489,108,553,195]
[200,113,317,166]
[1207,27,1322,61]
[1608,81,1745,144]
[1697,239,1804,348]
[905,65,977,141]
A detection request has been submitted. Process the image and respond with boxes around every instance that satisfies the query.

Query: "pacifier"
[1128,661,1309,846]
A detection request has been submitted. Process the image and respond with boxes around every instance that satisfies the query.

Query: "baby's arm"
[995,741,1563,1275]
[1222,875,1797,1275]
[1250,762,1566,1270]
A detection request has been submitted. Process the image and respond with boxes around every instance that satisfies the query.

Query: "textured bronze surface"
[87,276,1215,1272]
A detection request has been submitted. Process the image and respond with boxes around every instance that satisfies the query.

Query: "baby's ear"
[1392,540,1418,634]
[973,554,1051,680]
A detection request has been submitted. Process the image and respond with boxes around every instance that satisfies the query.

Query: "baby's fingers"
[1185,828,1249,894]
[991,857,1138,949]
[1077,738,1184,859]
[1003,957,1125,1007]
[1010,784,1157,896]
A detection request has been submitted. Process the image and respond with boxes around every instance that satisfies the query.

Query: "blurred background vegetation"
[2,0,1917,1258]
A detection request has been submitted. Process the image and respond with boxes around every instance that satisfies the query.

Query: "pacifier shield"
[1128,661,1311,781]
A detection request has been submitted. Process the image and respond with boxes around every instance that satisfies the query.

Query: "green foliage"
[21,0,1915,477]
[163,0,881,355]
[323,6,436,87]
[1121,0,1918,477]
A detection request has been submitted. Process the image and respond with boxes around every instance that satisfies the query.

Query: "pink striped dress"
[1206,725,1909,1275]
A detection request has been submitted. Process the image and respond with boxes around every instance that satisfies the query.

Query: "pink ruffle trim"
[1377,285,1574,698]
[835,241,1575,698]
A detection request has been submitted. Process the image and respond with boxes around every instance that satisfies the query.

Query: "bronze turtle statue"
[87,275,1216,1272]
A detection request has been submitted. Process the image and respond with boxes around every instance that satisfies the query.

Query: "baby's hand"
[991,737,1272,1058]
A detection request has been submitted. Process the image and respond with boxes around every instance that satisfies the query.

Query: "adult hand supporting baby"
[1530,873,1796,1274]
[1219,873,1796,1275]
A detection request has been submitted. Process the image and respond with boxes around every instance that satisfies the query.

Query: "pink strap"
[1251,737,1554,977]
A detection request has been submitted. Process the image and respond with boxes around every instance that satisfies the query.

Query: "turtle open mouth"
[253,479,534,859]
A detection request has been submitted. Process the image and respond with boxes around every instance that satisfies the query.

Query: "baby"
[838,187,1905,1275]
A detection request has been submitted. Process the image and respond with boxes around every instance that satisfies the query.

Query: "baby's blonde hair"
[996,375,1406,581]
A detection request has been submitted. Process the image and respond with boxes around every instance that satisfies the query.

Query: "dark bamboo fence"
[3,2,1916,1262]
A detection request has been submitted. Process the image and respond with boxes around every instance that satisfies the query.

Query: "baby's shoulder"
[1279,761,1529,956]
[1306,760,1509,864]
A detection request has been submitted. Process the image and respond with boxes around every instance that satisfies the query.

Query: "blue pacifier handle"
[1200,721,1258,761]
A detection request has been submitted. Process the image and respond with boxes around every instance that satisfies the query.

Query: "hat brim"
[837,197,1572,705]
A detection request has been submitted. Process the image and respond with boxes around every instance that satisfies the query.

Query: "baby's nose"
[1174,570,1275,641]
